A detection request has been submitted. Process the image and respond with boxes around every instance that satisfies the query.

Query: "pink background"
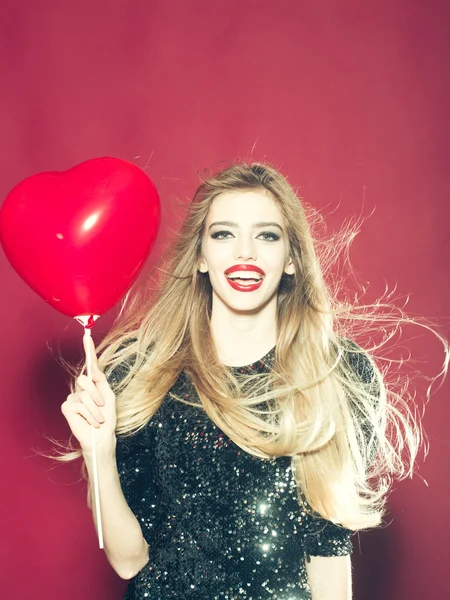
[1,1,449,598]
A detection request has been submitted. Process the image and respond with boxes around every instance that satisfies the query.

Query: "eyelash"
[211,230,280,241]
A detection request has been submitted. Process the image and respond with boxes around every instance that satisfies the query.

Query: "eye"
[257,231,280,241]
[211,230,234,240]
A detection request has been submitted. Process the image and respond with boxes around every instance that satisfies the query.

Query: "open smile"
[224,264,265,292]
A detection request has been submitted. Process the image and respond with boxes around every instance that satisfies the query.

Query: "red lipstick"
[224,264,265,292]
[224,264,266,276]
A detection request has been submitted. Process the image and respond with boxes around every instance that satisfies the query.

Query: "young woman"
[61,163,436,600]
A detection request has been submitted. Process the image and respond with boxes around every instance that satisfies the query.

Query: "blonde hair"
[62,162,448,530]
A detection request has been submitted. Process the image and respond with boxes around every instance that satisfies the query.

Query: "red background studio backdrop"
[0,1,449,599]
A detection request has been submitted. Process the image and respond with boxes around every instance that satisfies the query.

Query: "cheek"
[203,242,230,269]
[264,248,290,272]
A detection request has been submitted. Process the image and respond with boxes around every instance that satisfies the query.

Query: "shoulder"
[104,337,140,391]
[336,339,383,463]
[338,338,379,391]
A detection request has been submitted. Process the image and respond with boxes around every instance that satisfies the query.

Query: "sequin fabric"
[113,348,356,600]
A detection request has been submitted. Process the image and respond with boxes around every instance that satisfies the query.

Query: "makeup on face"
[201,190,291,309]
[224,264,266,292]
[209,221,283,242]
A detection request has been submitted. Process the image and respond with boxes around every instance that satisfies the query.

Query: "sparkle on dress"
[112,348,357,600]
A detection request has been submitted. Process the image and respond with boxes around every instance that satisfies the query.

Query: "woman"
[61,163,430,599]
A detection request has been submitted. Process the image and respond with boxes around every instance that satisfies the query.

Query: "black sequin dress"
[113,348,358,600]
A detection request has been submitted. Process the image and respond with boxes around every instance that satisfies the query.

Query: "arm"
[302,509,353,600]
[62,335,149,580]
[306,555,352,600]
[303,341,377,599]
[83,448,149,580]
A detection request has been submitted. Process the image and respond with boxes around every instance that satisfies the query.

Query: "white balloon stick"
[75,315,103,549]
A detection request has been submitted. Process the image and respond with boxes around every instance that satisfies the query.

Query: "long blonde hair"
[64,162,448,530]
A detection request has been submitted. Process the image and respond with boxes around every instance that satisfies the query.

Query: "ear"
[198,257,208,273]
[284,257,295,275]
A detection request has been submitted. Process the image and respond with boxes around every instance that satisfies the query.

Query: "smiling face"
[199,189,294,315]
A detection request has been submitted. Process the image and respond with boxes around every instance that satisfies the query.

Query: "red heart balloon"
[0,157,160,318]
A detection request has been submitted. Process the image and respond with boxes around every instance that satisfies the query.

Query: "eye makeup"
[210,230,281,241]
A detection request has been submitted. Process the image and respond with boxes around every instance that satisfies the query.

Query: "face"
[199,190,294,314]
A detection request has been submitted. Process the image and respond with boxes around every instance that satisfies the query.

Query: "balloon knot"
[74,314,100,329]
[85,315,96,329]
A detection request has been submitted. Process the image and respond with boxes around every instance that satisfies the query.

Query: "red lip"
[224,264,266,276]
[226,279,263,292]
[224,264,265,293]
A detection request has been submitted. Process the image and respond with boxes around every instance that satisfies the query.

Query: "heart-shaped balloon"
[0,157,160,318]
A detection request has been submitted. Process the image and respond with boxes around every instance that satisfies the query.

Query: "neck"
[210,294,277,367]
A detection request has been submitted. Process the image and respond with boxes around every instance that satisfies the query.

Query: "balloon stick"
[75,315,103,549]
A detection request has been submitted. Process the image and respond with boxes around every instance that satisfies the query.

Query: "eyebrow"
[208,220,283,231]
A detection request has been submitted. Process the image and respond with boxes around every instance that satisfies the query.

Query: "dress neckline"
[228,346,276,373]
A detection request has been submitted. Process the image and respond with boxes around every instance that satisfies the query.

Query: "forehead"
[206,189,284,225]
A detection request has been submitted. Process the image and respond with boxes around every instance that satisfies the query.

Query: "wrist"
[82,435,117,463]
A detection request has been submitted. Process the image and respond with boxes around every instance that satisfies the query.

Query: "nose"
[234,234,257,261]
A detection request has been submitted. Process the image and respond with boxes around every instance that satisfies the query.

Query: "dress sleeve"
[302,514,353,558]
[106,356,159,544]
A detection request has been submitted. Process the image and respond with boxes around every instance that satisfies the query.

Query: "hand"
[61,335,117,454]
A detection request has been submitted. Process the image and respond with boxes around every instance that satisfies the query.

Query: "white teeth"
[226,271,263,280]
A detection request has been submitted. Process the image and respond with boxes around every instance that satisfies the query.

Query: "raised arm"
[61,335,149,579]
[82,447,149,579]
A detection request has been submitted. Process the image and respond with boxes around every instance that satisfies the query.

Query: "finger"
[62,400,102,428]
[78,390,105,423]
[82,334,111,387]
[65,393,79,404]
[76,374,105,406]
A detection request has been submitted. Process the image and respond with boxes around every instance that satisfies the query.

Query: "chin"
[220,292,276,314]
